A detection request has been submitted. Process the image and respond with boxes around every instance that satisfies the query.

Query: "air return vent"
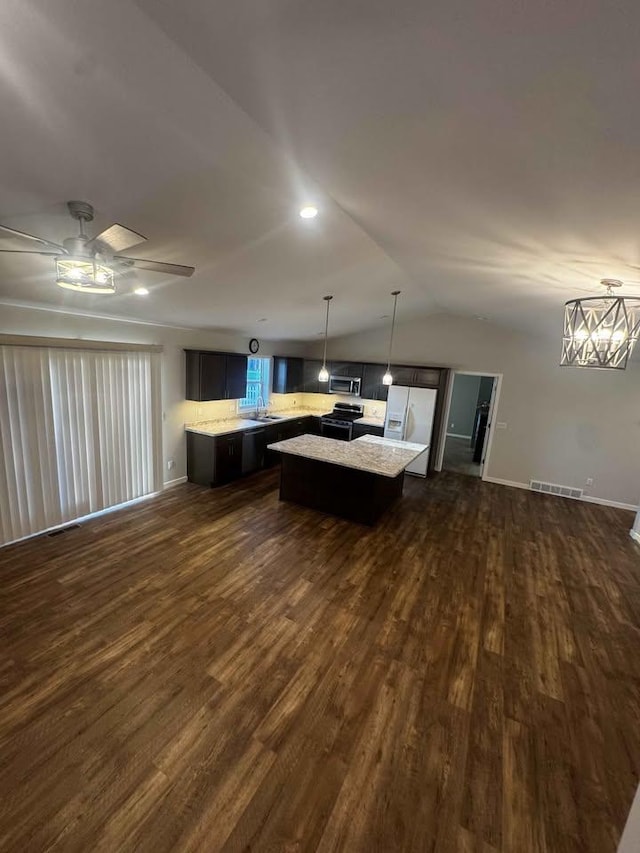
[529,480,583,500]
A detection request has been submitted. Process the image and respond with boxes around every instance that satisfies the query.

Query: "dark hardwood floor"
[1,470,639,852]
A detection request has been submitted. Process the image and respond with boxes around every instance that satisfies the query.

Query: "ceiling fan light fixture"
[55,257,115,294]
[560,279,640,370]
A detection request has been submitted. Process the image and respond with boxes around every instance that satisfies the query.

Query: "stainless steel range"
[320,402,364,441]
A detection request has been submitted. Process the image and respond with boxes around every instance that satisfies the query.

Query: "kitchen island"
[267,434,429,524]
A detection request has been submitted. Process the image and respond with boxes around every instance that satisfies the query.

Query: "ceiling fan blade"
[88,223,147,253]
[0,249,63,256]
[115,256,195,277]
[0,223,64,252]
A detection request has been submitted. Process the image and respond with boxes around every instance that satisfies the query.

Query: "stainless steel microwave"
[329,375,361,396]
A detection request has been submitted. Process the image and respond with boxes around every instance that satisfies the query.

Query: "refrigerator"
[384,386,437,477]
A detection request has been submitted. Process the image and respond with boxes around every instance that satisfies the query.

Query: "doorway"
[442,373,497,478]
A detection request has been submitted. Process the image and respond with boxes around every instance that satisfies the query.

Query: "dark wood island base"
[279,453,405,525]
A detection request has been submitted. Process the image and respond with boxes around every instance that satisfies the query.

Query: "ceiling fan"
[0,200,195,294]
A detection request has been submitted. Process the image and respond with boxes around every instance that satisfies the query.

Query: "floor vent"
[47,523,81,537]
[530,480,583,500]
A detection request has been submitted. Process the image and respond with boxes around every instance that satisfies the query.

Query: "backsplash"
[272,392,386,419]
[183,392,386,425]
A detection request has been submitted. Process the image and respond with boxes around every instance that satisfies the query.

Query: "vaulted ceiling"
[1,0,639,341]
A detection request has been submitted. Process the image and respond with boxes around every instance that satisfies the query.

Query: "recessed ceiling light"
[258,317,267,322]
[134,286,149,296]
[299,205,318,219]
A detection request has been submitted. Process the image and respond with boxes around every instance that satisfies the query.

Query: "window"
[239,357,270,410]
[0,345,162,546]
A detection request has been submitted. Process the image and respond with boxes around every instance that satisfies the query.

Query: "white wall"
[0,303,305,485]
[304,313,640,509]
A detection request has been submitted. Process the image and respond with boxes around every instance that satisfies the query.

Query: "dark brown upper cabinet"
[225,354,249,400]
[272,356,304,394]
[361,363,389,402]
[391,365,442,388]
[303,359,323,394]
[328,361,364,378]
[185,350,248,401]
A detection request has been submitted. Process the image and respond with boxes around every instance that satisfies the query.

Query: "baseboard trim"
[164,475,187,489]
[1,489,161,550]
[581,495,638,511]
[483,476,638,511]
[630,529,640,544]
[446,432,472,439]
[483,476,529,490]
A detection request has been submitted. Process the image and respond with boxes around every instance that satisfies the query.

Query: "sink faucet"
[255,395,265,419]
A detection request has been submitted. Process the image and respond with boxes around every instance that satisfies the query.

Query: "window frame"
[238,356,271,411]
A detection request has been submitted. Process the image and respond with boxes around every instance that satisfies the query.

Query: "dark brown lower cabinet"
[188,417,316,485]
[187,432,242,487]
[264,417,312,467]
[352,423,384,440]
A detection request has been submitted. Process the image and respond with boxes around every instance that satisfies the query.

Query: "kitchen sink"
[252,415,285,422]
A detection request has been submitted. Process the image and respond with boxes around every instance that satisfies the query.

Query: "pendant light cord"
[322,296,332,368]
[386,291,400,372]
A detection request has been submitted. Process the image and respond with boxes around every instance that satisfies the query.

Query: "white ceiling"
[2,0,640,342]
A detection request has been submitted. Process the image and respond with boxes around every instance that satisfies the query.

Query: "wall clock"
[249,338,260,354]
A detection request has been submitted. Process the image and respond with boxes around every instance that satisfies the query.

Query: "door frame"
[434,370,503,480]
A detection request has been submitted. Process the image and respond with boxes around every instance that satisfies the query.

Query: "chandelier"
[560,279,640,370]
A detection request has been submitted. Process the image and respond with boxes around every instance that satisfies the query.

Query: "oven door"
[320,420,352,441]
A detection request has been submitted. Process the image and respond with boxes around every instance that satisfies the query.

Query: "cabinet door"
[214,434,243,484]
[390,365,415,387]
[185,351,202,401]
[186,351,226,401]
[225,354,248,400]
[200,353,227,400]
[361,363,388,401]
[264,423,284,467]
[412,367,441,388]
[186,432,216,486]
[352,423,384,439]
[329,361,363,378]
[303,359,323,394]
[273,356,304,394]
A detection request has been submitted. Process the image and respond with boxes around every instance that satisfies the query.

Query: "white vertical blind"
[0,345,162,547]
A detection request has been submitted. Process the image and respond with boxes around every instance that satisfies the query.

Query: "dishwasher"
[242,427,266,474]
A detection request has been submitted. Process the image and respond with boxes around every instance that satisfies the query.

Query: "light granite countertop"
[185,408,325,438]
[354,415,386,428]
[266,433,428,478]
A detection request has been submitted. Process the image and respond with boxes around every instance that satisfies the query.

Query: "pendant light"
[560,279,640,370]
[318,295,333,382]
[382,290,401,385]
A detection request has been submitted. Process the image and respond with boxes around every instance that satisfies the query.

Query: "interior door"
[479,378,497,478]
